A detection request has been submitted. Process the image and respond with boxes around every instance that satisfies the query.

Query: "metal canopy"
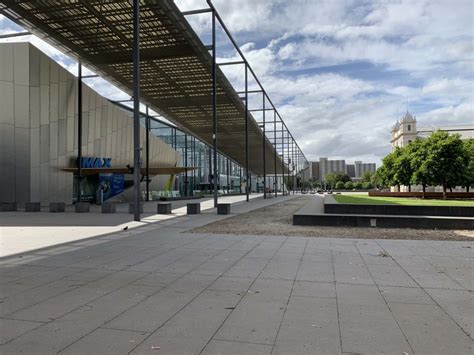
[0,0,288,175]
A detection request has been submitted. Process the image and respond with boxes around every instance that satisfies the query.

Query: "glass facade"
[137,108,244,198]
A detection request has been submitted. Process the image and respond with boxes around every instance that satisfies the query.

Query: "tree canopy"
[376,131,473,197]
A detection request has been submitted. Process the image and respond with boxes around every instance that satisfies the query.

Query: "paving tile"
[0,280,86,317]
[334,263,374,285]
[105,275,216,332]
[0,318,43,345]
[296,260,334,282]
[201,340,272,355]
[214,279,293,345]
[224,257,269,278]
[273,296,341,354]
[367,263,418,287]
[403,266,465,289]
[208,277,255,293]
[338,303,412,354]
[0,285,160,354]
[390,302,473,354]
[425,288,474,337]
[60,328,149,355]
[379,286,434,305]
[9,271,146,322]
[130,290,240,354]
[292,281,335,299]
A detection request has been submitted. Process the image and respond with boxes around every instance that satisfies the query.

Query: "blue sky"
[1,0,472,165]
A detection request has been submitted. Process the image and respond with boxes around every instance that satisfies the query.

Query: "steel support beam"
[262,93,266,199]
[274,111,277,197]
[132,0,141,221]
[145,105,150,201]
[282,124,285,195]
[76,62,82,203]
[211,9,218,207]
[245,65,250,202]
[184,133,188,196]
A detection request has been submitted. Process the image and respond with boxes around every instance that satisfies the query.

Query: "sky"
[1,0,472,165]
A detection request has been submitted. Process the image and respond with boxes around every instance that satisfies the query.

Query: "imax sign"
[80,157,112,168]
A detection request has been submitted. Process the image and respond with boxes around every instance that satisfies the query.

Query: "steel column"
[132,0,141,221]
[281,123,285,195]
[226,158,230,193]
[245,65,249,202]
[76,62,82,203]
[145,105,150,201]
[211,9,218,207]
[262,93,266,199]
[184,133,188,196]
[273,111,277,197]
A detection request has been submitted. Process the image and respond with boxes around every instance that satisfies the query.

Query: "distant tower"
[390,111,417,150]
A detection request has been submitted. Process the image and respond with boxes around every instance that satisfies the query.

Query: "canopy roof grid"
[0,0,308,177]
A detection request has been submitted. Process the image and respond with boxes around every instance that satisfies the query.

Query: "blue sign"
[99,173,124,201]
[81,157,112,168]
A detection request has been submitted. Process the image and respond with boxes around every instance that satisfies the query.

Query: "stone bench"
[25,202,41,212]
[217,203,231,215]
[1,202,17,212]
[187,202,201,215]
[102,202,116,213]
[50,202,65,213]
[157,202,172,214]
[75,202,90,213]
[129,203,144,214]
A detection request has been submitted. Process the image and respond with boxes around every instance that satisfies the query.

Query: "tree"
[424,131,468,199]
[394,145,414,192]
[344,181,354,190]
[363,182,374,190]
[324,172,337,188]
[362,171,373,183]
[378,148,401,190]
[334,173,351,184]
[408,138,430,198]
[462,139,474,192]
[335,181,345,190]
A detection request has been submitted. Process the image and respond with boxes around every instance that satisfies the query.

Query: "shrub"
[344,181,354,190]
[335,181,345,190]
[355,182,364,190]
[363,182,374,190]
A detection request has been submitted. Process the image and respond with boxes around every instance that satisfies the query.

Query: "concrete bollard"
[187,203,201,215]
[129,203,144,214]
[102,202,116,213]
[217,203,231,215]
[157,202,172,214]
[1,202,17,212]
[50,202,65,212]
[75,202,90,213]
[25,202,41,212]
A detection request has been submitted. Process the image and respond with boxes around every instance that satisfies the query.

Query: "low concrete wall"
[369,191,474,199]
[325,204,474,217]
[293,213,474,230]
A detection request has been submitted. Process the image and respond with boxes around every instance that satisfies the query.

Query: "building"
[389,110,473,192]
[354,161,376,178]
[0,42,249,206]
[308,157,376,183]
[391,111,474,150]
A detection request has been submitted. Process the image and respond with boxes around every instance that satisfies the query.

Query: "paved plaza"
[0,196,473,354]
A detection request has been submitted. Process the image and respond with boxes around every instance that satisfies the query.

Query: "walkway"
[0,194,264,257]
[0,195,472,354]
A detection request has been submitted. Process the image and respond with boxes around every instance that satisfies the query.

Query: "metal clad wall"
[0,42,180,205]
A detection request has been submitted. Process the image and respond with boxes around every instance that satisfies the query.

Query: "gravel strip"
[190,196,474,241]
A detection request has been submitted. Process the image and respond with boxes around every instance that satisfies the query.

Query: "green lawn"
[332,194,474,207]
